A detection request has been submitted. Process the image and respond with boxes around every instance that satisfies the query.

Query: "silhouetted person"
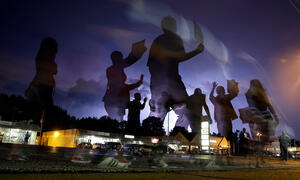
[245,79,279,143]
[239,128,250,156]
[185,88,211,133]
[147,16,204,129]
[127,93,147,133]
[279,131,290,161]
[24,131,31,144]
[25,37,58,108]
[103,42,147,122]
[210,81,238,141]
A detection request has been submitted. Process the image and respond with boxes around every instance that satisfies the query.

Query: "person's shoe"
[71,154,91,163]
[98,157,129,169]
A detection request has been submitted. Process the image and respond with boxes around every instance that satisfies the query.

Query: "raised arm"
[203,100,212,123]
[124,41,147,67]
[123,53,140,68]
[209,82,217,103]
[167,42,204,63]
[178,43,204,62]
[226,92,238,101]
[125,74,144,91]
[141,97,147,110]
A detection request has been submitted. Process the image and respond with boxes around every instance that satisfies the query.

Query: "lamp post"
[256,131,262,142]
[39,110,44,146]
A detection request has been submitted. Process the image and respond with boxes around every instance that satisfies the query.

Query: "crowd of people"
[24,15,289,160]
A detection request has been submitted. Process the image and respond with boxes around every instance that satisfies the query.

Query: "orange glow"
[272,50,300,110]
[54,132,59,137]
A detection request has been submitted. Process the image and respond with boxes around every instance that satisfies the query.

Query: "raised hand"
[212,81,218,88]
[140,74,144,82]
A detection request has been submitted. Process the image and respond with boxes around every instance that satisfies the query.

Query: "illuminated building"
[0,119,40,145]
[41,129,119,148]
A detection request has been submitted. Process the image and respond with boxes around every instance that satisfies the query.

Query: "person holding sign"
[103,40,147,122]
[209,81,238,141]
[147,16,204,129]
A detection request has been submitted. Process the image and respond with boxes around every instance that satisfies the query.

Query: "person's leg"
[188,114,201,133]
[104,103,120,121]
[280,145,284,160]
[171,80,189,129]
[217,122,222,135]
[149,78,168,119]
[284,147,288,161]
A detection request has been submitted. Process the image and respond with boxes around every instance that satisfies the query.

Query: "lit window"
[201,121,209,129]
[201,139,209,146]
[201,135,209,140]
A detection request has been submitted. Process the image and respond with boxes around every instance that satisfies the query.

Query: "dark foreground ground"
[1,144,300,179]
[1,168,300,180]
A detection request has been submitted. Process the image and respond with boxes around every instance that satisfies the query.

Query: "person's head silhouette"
[37,37,58,59]
[111,51,124,66]
[194,88,202,95]
[216,86,225,96]
[134,93,142,101]
[161,16,177,34]
[250,79,264,91]
[242,128,246,132]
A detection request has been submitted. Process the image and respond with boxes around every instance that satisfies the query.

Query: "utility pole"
[39,110,44,146]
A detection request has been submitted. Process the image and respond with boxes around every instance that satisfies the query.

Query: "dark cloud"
[54,77,107,118]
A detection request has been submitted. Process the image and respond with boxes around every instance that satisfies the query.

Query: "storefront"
[0,120,40,145]
[41,129,121,148]
[209,136,230,155]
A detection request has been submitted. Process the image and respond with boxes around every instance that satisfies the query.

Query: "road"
[1,143,300,180]
[1,168,300,180]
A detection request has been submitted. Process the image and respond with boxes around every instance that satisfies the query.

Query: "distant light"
[256,132,262,137]
[151,138,159,144]
[210,139,217,143]
[124,135,134,139]
[280,59,287,63]
[54,132,59,137]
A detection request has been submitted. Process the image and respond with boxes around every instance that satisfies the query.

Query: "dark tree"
[76,116,121,133]
[140,116,165,136]
[169,126,189,137]
[0,93,75,131]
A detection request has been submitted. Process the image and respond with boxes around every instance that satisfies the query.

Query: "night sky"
[1,0,299,138]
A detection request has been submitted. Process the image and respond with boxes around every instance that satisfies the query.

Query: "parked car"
[77,142,93,149]
[105,142,122,151]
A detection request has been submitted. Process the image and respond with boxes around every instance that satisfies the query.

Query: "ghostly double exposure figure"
[210,81,238,141]
[244,79,279,143]
[25,37,58,108]
[186,88,211,133]
[103,42,147,122]
[147,16,204,129]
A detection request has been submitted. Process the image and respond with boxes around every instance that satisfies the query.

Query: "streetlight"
[256,131,262,142]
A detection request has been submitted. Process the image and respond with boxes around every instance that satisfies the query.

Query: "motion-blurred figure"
[127,93,147,134]
[24,131,31,144]
[186,88,211,133]
[210,81,238,141]
[147,16,204,129]
[243,79,279,143]
[239,128,250,156]
[25,37,58,108]
[279,131,290,161]
[103,41,147,122]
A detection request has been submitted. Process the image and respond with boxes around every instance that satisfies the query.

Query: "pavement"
[1,168,300,180]
[1,143,300,179]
